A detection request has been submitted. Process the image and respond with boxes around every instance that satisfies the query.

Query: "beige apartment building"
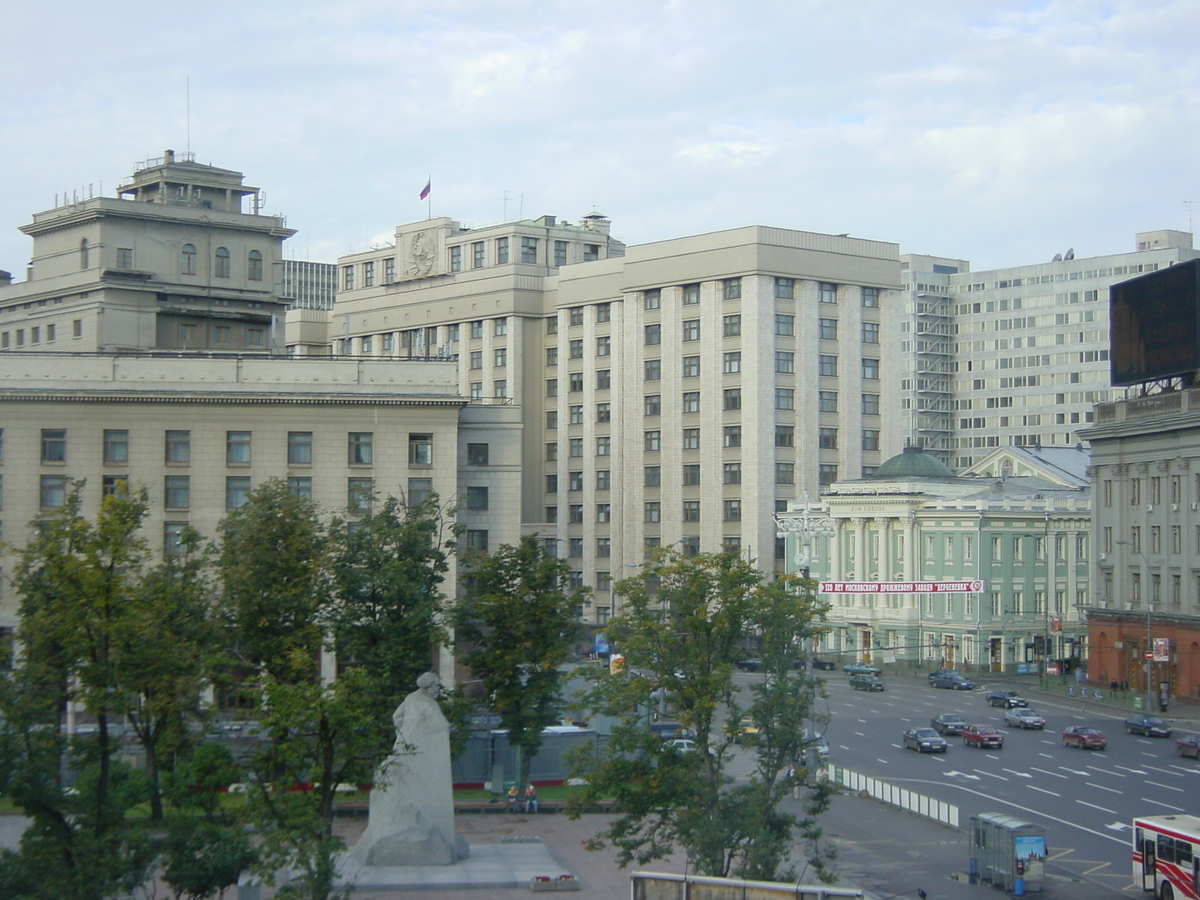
[0,353,523,684]
[322,216,905,622]
[0,150,295,354]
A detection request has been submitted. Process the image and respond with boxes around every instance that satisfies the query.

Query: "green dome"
[869,446,956,479]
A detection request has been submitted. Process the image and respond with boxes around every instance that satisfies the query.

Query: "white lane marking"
[1142,798,1185,812]
[1058,766,1090,775]
[943,770,981,780]
[876,758,890,765]
[1085,782,1123,795]
[1027,785,1061,797]
[854,732,865,736]
[1038,752,1054,758]
[1030,767,1068,779]
[1114,765,1148,775]
[1107,822,1131,832]
[1084,765,1124,777]
[1145,780,1185,793]
[974,769,1009,781]
[1143,765,1184,777]
[1077,800,1117,814]
[1002,768,1032,778]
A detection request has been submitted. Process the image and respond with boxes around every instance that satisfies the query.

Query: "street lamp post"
[1116,539,1153,712]
[1016,532,1050,687]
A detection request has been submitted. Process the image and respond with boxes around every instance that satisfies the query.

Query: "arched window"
[247,250,263,281]
[215,247,230,278]
[80,239,89,270]
[181,243,197,275]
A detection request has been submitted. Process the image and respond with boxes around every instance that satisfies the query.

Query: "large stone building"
[321,215,906,622]
[0,151,295,354]
[778,444,1091,674]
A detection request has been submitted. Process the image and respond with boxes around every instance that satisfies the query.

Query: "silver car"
[1004,708,1045,729]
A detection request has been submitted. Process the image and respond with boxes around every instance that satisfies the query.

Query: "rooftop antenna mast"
[186,76,191,155]
[1186,200,1199,236]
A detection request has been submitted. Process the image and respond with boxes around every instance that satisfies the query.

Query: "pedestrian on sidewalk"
[524,784,539,814]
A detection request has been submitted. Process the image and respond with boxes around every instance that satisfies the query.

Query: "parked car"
[804,729,831,761]
[843,662,883,676]
[1004,708,1046,729]
[1062,725,1107,750]
[1125,714,1173,737]
[735,658,762,672]
[986,690,1028,708]
[665,738,714,756]
[930,672,976,690]
[1175,734,1200,759]
[962,724,1004,749]
[902,727,948,753]
[931,713,967,735]
[850,673,885,691]
[728,718,759,744]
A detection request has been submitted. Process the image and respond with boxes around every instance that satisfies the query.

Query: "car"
[665,738,713,755]
[735,658,762,672]
[986,690,1028,708]
[1062,725,1107,750]
[809,657,837,671]
[1176,734,1200,758]
[805,731,831,761]
[902,727,948,753]
[728,718,759,744]
[930,672,976,690]
[931,713,967,735]
[850,673,885,691]
[843,662,883,676]
[1125,714,1173,737]
[1004,708,1046,729]
[928,668,959,682]
[962,724,1004,749]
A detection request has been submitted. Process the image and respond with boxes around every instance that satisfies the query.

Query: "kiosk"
[970,812,1047,893]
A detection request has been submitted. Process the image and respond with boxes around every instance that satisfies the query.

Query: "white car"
[1003,708,1045,729]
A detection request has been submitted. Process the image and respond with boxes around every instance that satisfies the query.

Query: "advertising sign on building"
[1153,637,1171,663]
[819,580,985,594]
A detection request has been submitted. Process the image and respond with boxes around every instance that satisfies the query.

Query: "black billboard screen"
[1110,259,1200,387]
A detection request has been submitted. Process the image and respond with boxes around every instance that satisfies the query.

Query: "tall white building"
[325,215,905,622]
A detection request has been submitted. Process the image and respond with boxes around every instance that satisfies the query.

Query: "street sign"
[1145,651,1153,660]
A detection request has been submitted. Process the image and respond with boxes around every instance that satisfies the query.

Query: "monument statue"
[351,672,460,866]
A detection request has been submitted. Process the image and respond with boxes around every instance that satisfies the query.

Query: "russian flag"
[419,179,431,200]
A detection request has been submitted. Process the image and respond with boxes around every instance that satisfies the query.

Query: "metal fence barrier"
[829,766,959,829]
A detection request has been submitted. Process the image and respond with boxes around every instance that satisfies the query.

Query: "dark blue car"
[930,672,976,690]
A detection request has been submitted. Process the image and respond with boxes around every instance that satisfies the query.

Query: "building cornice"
[0,390,466,408]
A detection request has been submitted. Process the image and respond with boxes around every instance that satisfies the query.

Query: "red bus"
[1134,815,1200,900]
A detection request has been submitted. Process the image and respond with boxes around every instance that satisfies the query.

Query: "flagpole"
[426,173,431,219]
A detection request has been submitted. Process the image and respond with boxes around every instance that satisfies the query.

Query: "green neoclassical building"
[777,445,1091,675]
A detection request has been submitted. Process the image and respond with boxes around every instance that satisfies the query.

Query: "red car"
[1176,734,1200,759]
[962,725,1004,749]
[1062,725,1107,750]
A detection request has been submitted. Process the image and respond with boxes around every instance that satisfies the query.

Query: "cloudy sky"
[1,1,1196,276]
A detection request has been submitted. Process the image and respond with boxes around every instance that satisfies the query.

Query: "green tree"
[567,549,834,881]
[453,535,584,790]
[217,477,329,686]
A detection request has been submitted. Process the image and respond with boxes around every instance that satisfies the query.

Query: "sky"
[1,0,1197,276]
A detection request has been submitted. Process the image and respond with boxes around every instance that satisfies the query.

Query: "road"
[800,670,1200,895]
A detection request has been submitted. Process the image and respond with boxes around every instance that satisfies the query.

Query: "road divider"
[829,765,959,828]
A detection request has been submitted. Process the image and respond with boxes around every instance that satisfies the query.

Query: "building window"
[723,278,741,300]
[495,347,508,367]
[862,358,880,379]
[569,438,583,458]
[596,369,611,390]
[596,503,611,524]
[546,443,558,462]
[472,242,486,268]
[569,372,584,393]
[682,428,700,450]
[569,538,584,558]
[288,476,313,500]
[164,522,187,556]
[596,436,611,456]
[774,277,795,299]
[644,465,661,487]
[545,347,558,367]
[683,500,701,522]
[449,246,462,272]
[776,388,795,410]
[596,402,611,422]
[682,356,700,377]
[682,319,700,341]
[40,475,68,508]
[723,499,742,522]
[347,478,374,510]
[819,391,838,413]
[818,318,838,341]
[775,351,795,373]
[818,282,837,303]
[862,393,880,415]
[819,427,838,449]
[521,237,538,263]
[384,257,396,281]
[349,432,373,465]
[644,430,661,452]
[862,429,880,451]
[409,433,433,465]
[41,429,66,462]
[644,359,661,381]
[226,431,251,465]
[569,471,584,491]
[724,462,741,484]
[819,355,838,377]
[467,443,489,465]
[494,318,507,337]
[243,249,263,281]
[596,469,611,490]
[553,240,568,267]
[496,237,509,264]
[215,247,231,278]
[683,464,701,486]
[682,391,700,413]
[545,474,558,494]
[165,430,190,464]
[102,475,128,498]
[466,486,489,510]
[470,320,484,339]
[776,314,794,336]
[724,426,741,448]
[862,321,880,343]
[644,323,661,345]
[214,326,231,344]
[819,464,839,485]
[568,405,584,426]
[470,350,483,369]
[247,329,264,347]
[862,286,880,308]
[723,314,741,337]
[775,425,794,446]
[723,388,741,410]
[776,462,795,484]
[103,429,128,464]
[116,247,133,268]
[723,351,741,374]
[181,243,197,275]
[596,335,611,356]
[546,378,558,397]
[644,289,661,310]
[465,530,489,552]
[165,475,190,509]
[226,476,251,509]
